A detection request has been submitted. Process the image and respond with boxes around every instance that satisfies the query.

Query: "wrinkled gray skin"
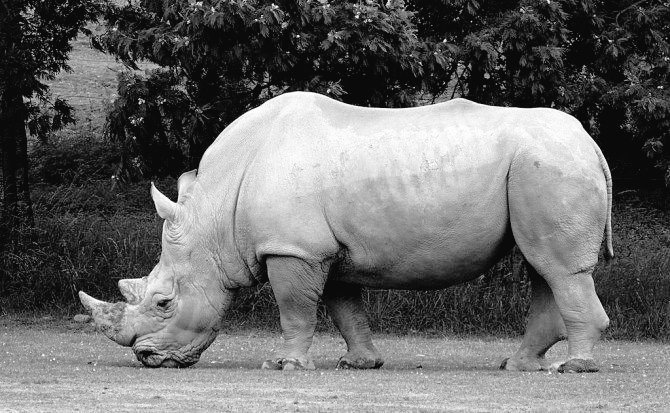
[80,92,613,372]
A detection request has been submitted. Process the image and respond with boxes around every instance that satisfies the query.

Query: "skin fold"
[80,92,612,373]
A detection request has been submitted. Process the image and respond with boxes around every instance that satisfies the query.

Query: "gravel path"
[1,318,669,412]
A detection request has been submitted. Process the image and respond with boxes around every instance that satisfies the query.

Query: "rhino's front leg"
[262,256,328,371]
[324,281,383,369]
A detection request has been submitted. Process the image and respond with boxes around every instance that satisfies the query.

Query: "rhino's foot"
[500,356,545,372]
[336,352,384,370]
[261,357,315,371]
[556,358,599,373]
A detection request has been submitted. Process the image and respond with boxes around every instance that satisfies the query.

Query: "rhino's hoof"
[336,356,384,370]
[262,358,315,371]
[500,357,543,372]
[283,358,316,371]
[557,358,599,373]
[261,359,283,370]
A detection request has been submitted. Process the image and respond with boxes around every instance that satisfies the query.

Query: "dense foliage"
[412,0,670,185]
[96,0,670,188]
[95,0,431,176]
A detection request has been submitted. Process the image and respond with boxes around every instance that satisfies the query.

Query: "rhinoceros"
[80,91,613,373]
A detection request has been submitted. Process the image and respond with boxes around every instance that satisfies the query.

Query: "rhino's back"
[236,93,599,288]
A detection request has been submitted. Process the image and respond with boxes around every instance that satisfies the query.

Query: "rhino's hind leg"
[501,264,566,372]
[508,154,610,373]
[548,270,609,373]
[261,256,328,371]
[324,282,383,369]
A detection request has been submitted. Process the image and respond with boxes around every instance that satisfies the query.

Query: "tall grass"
[1,180,668,340]
[0,182,163,311]
[596,195,670,340]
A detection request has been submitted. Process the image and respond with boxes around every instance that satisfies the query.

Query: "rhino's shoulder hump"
[260,91,338,113]
[439,97,481,108]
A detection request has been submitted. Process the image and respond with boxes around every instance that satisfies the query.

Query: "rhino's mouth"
[132,329,216,368]
[134,348,198,368]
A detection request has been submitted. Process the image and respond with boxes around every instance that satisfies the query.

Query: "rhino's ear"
[177,169,197,203]
[151,182,181,222]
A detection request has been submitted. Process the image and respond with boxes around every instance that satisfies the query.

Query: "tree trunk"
[1,91,19,234]
[0,89,18,294]
[0,87,32,239]
[15,119,33,228]
[0,86,33,297]
[16,102,34,226]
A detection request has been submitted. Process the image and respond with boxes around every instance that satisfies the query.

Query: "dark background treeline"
[0,0,668,339]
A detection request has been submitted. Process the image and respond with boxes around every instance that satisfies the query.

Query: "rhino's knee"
[596,313,610,333]
[589,299,610,333]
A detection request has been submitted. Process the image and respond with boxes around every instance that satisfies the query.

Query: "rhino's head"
[79,171,233,368]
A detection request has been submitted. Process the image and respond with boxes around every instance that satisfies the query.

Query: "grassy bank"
[1,178,668,340]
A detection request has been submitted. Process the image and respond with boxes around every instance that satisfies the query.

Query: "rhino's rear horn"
[118,277,148,304]
[151,182,182,222]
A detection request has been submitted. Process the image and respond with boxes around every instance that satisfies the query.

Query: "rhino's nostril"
[136,350,163,368]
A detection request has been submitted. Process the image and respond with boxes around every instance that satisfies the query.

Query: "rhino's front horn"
[118,277,147,305]
[78,291,135,347]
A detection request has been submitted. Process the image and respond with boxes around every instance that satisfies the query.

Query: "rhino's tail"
[593,142,614,260]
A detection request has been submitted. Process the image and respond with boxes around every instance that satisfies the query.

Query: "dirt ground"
[1,318,669,412]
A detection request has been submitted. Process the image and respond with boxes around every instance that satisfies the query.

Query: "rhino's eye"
[156,299,171,309]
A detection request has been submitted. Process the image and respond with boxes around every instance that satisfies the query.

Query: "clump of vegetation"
[0,180,160,311]
[91,0,670,187]
[29,134,121,185]
[598,195,670,339]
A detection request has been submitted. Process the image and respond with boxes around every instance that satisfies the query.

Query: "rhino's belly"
[327,195,514,289]
[331,226,514,289]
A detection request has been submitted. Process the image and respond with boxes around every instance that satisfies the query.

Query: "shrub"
[29,134,121,185]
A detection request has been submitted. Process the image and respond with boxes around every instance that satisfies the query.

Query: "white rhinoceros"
[80,91,613,373]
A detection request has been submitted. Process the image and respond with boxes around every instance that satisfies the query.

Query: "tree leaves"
[411,0,670,186]
[95,0,670,187]
[96,0,431,176]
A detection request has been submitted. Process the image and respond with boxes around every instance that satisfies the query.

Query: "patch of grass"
[29,133,121,185]
[0,180,164,311]
[1,182,668,340]
[3,326,670,411]
[597,192,670,340]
